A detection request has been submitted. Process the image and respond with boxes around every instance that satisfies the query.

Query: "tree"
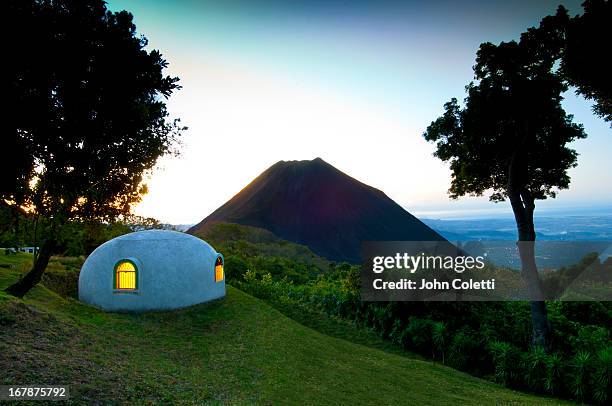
[423,32,586,348]
[557,0,612,125]
[526,1,612,126]
[3,0,184,297]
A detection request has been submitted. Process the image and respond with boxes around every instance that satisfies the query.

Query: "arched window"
[215,256,224,282]
[115,259,138,290]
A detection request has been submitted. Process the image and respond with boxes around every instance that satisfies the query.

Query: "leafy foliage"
[0,202,175,256]
[423,40,585,203]
[194,222,331,284]
[3,0,184,296]
[4,0,184,221]
[489,341,522,386]
[555,0,612,124]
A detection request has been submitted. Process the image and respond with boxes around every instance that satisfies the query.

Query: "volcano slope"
[190,158,445,263]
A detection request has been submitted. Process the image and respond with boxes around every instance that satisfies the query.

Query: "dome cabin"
[78,230,225,312]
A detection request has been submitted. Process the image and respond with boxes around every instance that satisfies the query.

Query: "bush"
[570,325,609,354]
[448,328,479,371]
[570,351,593,400]
[544,352,564,396]
[431,321,447,363]
[489,341,522,386]
[525,346,548,392]
[406,317,433,355]
[593,346,611,403]
[389,319,408,347]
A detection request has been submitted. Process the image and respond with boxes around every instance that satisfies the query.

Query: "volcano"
[189,158,445,263]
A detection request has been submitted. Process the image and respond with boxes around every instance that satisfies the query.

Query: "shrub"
[525,346,547,392]
[224,256,249,281]
[544,353,564,396]
[389,319,408,347]
[570,325,609,354]
[570,351,592,400]
[559,301,612,327]
[406,317,433,355]
[593,346,611,404]
[489,341,521,386]
[448,328,478,371]
[431,321,447,363]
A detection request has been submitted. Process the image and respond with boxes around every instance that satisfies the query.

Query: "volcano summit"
[189,158,445,262]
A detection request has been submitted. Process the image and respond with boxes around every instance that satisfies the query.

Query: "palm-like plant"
[489,341,521,386]
[525,346,548,391]
[544,353,564,395]
[571,351,592,400]
[593,346,611,403]
[432,321,447,364]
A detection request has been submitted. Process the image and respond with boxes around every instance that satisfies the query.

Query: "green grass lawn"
[0,254,572,405]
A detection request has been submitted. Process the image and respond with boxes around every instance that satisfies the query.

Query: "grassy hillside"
[0,254,570,405]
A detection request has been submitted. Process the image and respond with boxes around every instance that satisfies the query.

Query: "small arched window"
[215,256,224,282]
[115,259,138,290]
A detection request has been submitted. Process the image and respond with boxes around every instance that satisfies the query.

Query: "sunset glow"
[105,0,611,224]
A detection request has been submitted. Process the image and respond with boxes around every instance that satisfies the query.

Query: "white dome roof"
[109,229,211,242]
[78,230,225,312]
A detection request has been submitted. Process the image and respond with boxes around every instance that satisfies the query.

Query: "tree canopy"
[424,34,586,205]
[4,0,184,223]
[3,0,184,296]
[558,0,612,124]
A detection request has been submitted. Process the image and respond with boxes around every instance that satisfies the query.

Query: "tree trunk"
[4,237,56,298]
[508,157,551,350]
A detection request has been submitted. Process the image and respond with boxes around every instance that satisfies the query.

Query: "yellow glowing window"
[115,260,137,290]
[215,256,224,282]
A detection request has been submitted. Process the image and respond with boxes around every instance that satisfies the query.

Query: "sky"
[106,0,611,224]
